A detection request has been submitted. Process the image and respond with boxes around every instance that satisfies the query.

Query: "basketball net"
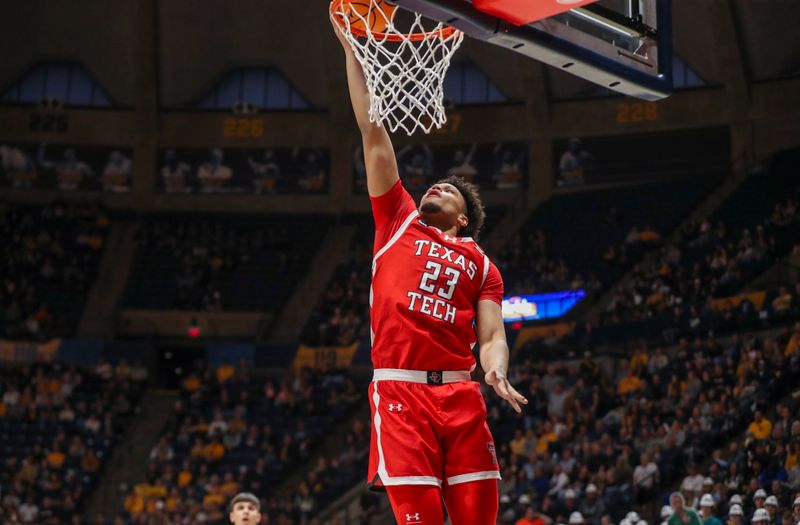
[331,0,464,136]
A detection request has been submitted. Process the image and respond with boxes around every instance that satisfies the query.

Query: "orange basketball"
[341,0,397,34]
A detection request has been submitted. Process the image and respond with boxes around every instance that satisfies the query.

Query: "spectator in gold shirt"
[748,410,773,441]
[629,347,650,376]
[202,437,226,462]
[216,362,235,384]
[784,323,800,356]
[46,445,66,469]
[618,368,642,396]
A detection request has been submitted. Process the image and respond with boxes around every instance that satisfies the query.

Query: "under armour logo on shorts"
[406,513,421,523]
[388,404,403,412]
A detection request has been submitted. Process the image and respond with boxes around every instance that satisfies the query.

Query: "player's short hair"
[229,492,261,512]
[434,175,486,241]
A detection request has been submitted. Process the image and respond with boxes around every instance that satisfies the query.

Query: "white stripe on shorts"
[447,470,502,486]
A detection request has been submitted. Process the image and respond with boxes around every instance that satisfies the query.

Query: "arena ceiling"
[1,0,799,109]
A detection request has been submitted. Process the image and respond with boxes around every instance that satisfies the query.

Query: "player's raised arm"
[331,16,399,197]
[477,299,528,413]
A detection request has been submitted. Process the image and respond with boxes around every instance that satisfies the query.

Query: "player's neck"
[419,212,459,237]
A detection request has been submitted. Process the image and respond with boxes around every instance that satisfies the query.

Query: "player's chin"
[419,201,441,214]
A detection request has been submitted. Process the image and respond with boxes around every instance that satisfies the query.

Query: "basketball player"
[228,492,261,525]
[333,16,527,525]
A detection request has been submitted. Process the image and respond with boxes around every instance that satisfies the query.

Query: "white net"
[332,0,465,136]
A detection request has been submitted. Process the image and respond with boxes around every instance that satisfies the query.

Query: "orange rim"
[330,0,461,42]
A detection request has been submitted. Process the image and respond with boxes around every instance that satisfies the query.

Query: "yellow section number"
[222,117,265,139]
[615,102,658,124]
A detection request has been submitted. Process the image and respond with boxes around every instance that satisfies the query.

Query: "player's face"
[420,183,468,227]
[229,502,261,525]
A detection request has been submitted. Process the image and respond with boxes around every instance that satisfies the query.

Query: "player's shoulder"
[463,238,492,263]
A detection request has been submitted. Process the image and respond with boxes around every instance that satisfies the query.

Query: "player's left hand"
[485,369,528,413]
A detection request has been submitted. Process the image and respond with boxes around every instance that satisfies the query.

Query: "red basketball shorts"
[367,372,501,489]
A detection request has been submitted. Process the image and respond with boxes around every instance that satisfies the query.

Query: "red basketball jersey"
[369,180,504,371]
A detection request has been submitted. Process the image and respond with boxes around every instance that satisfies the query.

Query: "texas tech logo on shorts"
[426,371,443,385]
[388,403,403,412]
[487,443,498,465]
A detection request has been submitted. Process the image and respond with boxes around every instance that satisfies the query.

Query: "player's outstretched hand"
[330,6,351,49]
[485,369,528,413]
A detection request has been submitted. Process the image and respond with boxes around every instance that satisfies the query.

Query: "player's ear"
[458,214,468,230]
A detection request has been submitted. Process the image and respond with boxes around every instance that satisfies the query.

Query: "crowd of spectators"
[658,335,800,525]
[497,177,714,299]
[487,321,800,525]
[120,362,364,525]
[0,201,109,340]
[601,195,800,329]
[0,360,146,525]
[258,417,370,524]
[125,216,326,312]
[498,223,666,297]
[129,219,284,310]
[499,228,590,296]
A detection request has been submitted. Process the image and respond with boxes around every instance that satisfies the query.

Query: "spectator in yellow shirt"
[165,488,182,512]
[639,225,661,243]
[216,363,235,384]
[785,442,798,471]
[202,437,226,462]
[772,287,792,316]
[630,348,649,376]
[220,472,240,497]
[124,493,145,514]
[203,481,226,508]
[618,370,642,396]
[178,462,193,487]
[46,446,66,469]
[510,430,527,456]
[535,422,558,453]
[183,374,201,392]
[784,323,800,356]
[748,410,772,441]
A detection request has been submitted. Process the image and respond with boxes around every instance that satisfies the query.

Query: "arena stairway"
[86,388,178,518]
[748,252,800,292]
[482,188,535,257]
[78,222,138,338]
[268,224,357,341]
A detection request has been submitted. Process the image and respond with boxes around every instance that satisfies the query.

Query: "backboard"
[392,0,673,100]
